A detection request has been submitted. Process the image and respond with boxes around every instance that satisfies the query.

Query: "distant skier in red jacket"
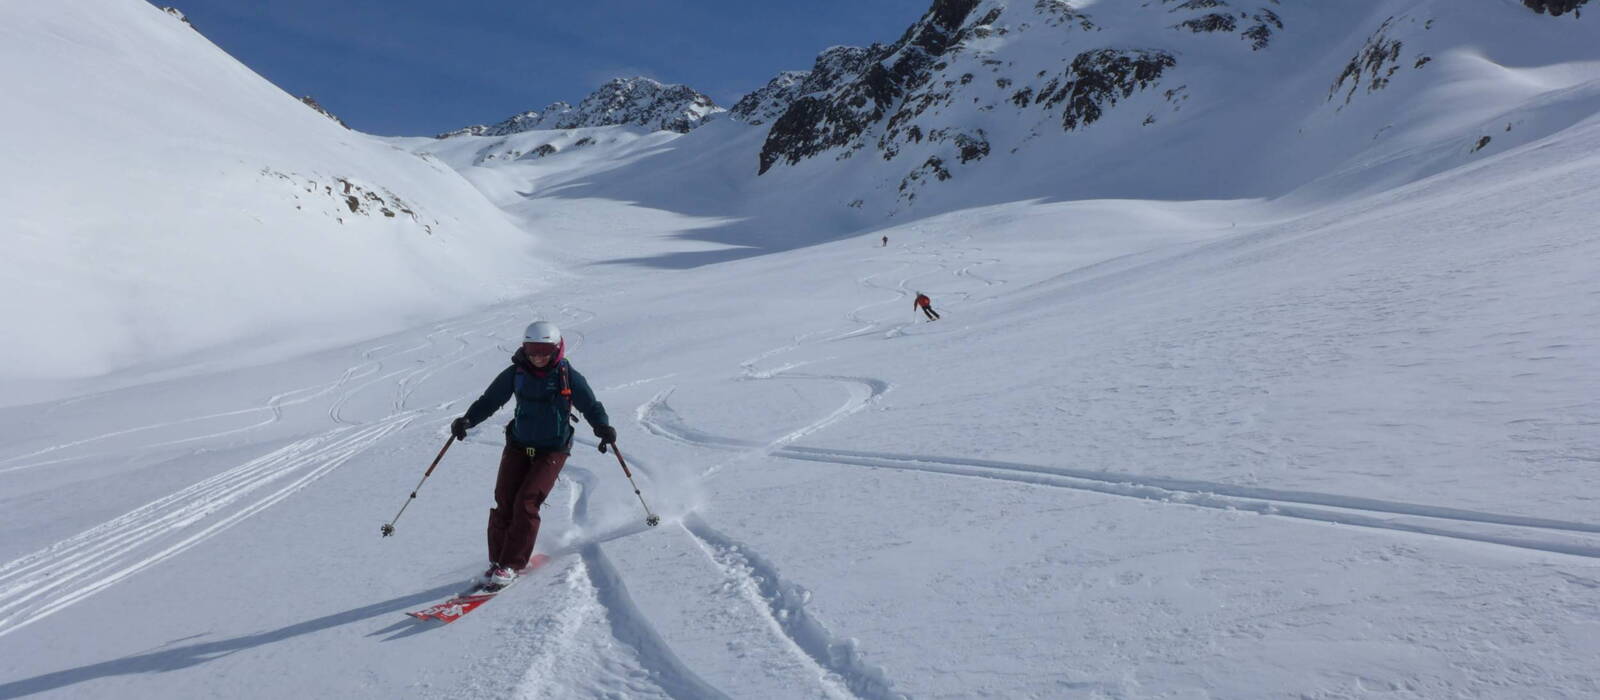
[914,292,940,321]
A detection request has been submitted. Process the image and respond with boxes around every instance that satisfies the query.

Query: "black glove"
[594,424,617,453]
[450,417,471,441]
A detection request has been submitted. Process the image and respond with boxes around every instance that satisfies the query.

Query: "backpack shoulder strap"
[559,361,576,423]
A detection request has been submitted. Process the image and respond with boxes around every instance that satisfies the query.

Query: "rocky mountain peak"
[729,71,811,126]
[437,77,722,139]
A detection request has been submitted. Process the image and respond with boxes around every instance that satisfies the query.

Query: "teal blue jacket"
[463,350,609,451]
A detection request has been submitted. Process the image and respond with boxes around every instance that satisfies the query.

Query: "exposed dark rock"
[562,78,721,133]
[729,71,810,126]
[898,155,953,200]
[1036,0,1096,30]
[1241,8,1283,49]
[299,96,350,129]
[1178,13,1238,32]
[1330,18,1404,105]
[160,6,194,27]
[438,78,720,139]
[436,109,552,139]
[1522,0,1589,15]
[955,131,990,163]
[1043,49,1178,131]
[1241,23,1272,49]
[758,0,982,174]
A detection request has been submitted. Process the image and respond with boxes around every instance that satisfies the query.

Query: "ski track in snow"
[644,384,1600,561]
[0,311,532,639]
[0,412,415,639]
[329,313,514,424]
[554,467,733,700]
[639,373,889,480]
[0,312,519,474]
[775,447,1600,560]
[681,514,905,700]
[637,345,909,698]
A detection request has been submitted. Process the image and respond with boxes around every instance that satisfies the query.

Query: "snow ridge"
[438,77,723,138]
[728,71,811,126]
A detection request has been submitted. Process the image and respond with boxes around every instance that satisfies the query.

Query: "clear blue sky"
[168,0,933,136]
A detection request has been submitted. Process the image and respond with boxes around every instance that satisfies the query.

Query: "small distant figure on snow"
[881,235,888,247]
[914,291,940,321]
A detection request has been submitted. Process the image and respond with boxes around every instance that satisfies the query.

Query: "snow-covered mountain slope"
[727,70,811,126]
[406,0,1600,259]
[0,0,537,396]
[4,100,1598,698]
[747,0,1600,210]
[436,77,723,138]
[3,0,1600,698]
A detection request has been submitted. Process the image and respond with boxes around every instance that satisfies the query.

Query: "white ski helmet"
[523,321,561,345]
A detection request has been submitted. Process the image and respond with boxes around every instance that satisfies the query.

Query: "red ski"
[407,554,551,623]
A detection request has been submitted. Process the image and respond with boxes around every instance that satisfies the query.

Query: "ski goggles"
[522,341,559,357]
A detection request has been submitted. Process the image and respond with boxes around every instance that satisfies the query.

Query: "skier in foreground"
[450,320,617,588]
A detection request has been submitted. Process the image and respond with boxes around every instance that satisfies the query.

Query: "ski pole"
[381,435,454,537]
[609,446,660,527]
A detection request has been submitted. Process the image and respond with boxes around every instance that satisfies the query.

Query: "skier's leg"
[499,449,570,570]
[487,443,531,564]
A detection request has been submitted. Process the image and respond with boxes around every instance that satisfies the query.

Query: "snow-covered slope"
[749,0,1600,210]
[2,0,1599,699]
[0,0,537,396]
[407,0,1600,258]
[5,105,1598,698]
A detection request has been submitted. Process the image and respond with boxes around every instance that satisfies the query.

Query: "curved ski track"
[633,363,908,697]
[518,467,732,700]
[643,388,1600,561]
[681,514,904,700]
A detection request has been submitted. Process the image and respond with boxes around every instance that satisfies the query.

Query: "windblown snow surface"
[3,1,1599,698]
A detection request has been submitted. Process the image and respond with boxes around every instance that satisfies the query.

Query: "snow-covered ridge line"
[437,76,723,138]
[2,0,533,385]
[708,0,1600,215]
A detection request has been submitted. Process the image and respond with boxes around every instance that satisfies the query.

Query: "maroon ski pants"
[487,443,568,570]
